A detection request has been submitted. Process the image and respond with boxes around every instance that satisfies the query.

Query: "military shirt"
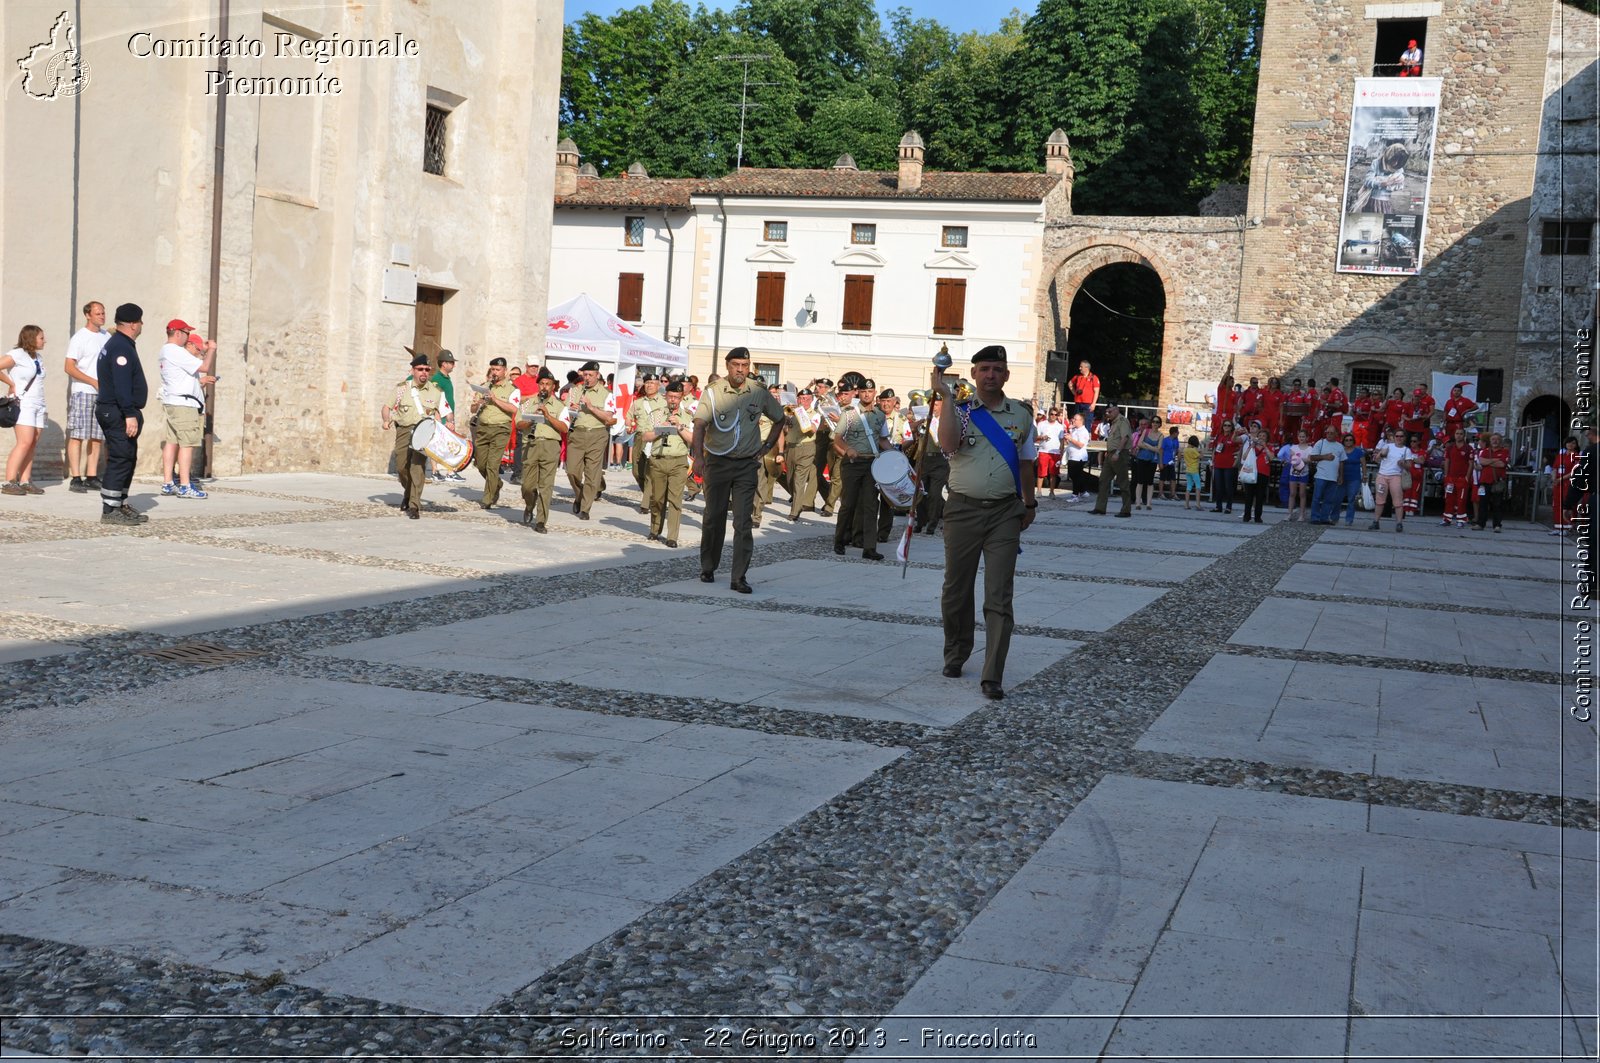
[1101,414,1132,457]
[629,394,668,437]
[693,377,785,459]
[391,379,451,428]
[518,393,568,442]
[475,380,520,428]
[785,404,820,449]
[569,383,615,430]
[653,407,693,458]
[948,398,1037,499]
[835,404,888,458]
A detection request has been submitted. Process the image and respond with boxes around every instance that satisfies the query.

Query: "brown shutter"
[754,271,786,327]
[933,277,966,336]
[617,273,644,321]
[841,274,874,332]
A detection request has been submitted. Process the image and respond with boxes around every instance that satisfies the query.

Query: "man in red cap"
[1403,383,1435,438]
[158,319,216,499]
[1399,39,1422,76]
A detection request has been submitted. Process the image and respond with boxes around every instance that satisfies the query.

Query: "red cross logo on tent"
[548,316,575,332]
[610,322,635,338]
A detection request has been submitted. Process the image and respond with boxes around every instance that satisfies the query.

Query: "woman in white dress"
[0,325,49,495]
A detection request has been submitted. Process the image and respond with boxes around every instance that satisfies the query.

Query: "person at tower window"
[1398,39,1422,76]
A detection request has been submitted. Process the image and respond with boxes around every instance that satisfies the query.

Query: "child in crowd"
[1182,435,1202,509]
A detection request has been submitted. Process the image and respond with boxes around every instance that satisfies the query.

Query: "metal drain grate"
[136,641,266,666]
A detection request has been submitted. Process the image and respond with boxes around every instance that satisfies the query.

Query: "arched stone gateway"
[1036,218,1245,414]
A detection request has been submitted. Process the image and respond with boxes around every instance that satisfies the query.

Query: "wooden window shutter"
[617,273,644,321]
[754,271,786,327]
[933,277,966,336]
[841,274,874,332]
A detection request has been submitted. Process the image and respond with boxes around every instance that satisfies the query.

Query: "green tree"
[902,19,1027,172]
[733,0,887,109]
[560,0,701,174]
[805,87,902,170]
[636,33,805,177]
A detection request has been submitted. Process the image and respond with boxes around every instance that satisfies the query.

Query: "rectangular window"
[624,216,645,247]
[841,274,875,332]
[764,220,788,242]
[851,223,877,245]
[1373,19,1427,77]
[941,225,968,248]
[423,104,449,175]
[932,278,967,336]
[617,272,644,321]
[1542,220,1594,256]
[754,271,787,327]
[753,363,780,387]
[1349,366,1390,399]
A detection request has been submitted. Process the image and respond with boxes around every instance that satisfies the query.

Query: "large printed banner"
[1336,77,1442,276]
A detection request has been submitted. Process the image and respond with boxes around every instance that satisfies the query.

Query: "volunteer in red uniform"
[1283,378,1309,443]
[1440,427,1474,527]
[1261,377,1285,443]
[1403,431,1428,516]
[1320,378,1349,440]
[1209,427,1238,513]
[1383,387,1409,437]
[1302,379,1323,440]
[1211,355,1237,441]
[1351,387,1379,450]
[1474,432,1510,531]
[1442,383,1478,436]
[1552,435,1580,534]
[1240,377,1264,428]
[1068,360,1101,431]
[1403,385,1435,438]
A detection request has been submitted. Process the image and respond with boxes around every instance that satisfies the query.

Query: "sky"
[561,0,1033,36]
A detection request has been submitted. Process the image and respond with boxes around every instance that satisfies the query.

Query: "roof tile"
[554,168,1061,208]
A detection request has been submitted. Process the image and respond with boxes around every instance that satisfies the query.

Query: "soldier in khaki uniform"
[831,373,889,561]
[644,379,694,546]
[933,344,1038,699]
[471,357,521,510]
[382,352,453,519]
[692,347,786,593]
[751,384,786,527]
[1090,404,1133,517]
[782,387,821,520]
[517,368,569,532]
[626,373,666,508]
[564,359,615,520]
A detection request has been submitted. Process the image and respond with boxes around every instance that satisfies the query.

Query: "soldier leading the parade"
[933,344,1037,700]
[471,357,521,510]
[691,347,786,593]
[382,351,452,519]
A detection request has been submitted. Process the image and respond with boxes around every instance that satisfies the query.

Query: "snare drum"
[411,418,474,472]
[871,451,918,511]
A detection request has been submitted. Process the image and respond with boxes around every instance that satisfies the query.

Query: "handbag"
[1238,445,1259,484]
[0,358,40,429]
[1360,481,1375,510]
[1400,467,1413,492]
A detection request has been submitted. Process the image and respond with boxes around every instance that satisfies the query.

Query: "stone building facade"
[0,0,563,478]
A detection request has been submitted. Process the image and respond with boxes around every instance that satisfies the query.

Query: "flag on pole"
[897,518,915,576]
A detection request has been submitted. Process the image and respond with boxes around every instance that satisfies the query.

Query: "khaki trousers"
[647,454,689,539]
[521,436,561,525]
[473,421,511,507]
[700,454,759,582]
[940,492,1024,685]
[565,426,608,514]
[1095,450,1132,515]
[752,450,780,521]
[393,426,427,511]
[787,443,817,517]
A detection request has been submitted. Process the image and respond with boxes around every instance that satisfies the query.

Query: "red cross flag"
[1209,321,1259,355]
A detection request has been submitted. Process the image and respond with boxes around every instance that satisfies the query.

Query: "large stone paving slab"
[652,559,1165,630]
[4,536,484,636]
[317,595,1070,725]
[1229,596,1561,671]
[1300,541,1562,581]
[1010,542,1215,582]
[0,673,902,1014]
[1137,653,1596,794]
[1023,522,1245,555]
[868,775,1595,1059]
[1276,561,1566,613]
[1318,522,1559,557]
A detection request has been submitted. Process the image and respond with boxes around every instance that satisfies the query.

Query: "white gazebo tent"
[542,293,688,388]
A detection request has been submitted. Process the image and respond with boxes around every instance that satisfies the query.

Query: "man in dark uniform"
[517,368,568,532]
[691,347,785,593]
[933,345,1038,699]
[94,303,149,525]
[831,372,888,560]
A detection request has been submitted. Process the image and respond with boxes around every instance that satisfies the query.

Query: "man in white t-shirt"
[1306,423,1347,524]
[1034,407,1066,497]
[157,319,217,499]
[64,300,111,493]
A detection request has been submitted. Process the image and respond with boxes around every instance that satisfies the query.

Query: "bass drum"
[871,450,917,511]
[411,418,474,472]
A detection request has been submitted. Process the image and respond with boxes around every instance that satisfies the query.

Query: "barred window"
[941,225,968,248]
[1349,366,1390,398]
[624,216,645,247]
[764,220,788,242]
[424,105,449,175]
[851,223,876,245]
[1542,220,1594,256]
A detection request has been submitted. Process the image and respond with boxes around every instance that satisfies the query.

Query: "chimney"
[555,137,580,196]
[897,131,925,193]
[626,161,649,179]
[578,162,599,178]
[832,153,858,171]
[1044,128,1073,178]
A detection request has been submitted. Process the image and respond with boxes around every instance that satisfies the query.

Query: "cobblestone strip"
[1125,749,1598,830]
[1223,643,1564,686]
[1272,589,1562,622]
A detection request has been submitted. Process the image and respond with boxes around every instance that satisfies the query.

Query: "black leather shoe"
[981,681,1005,700]
[833,543,846,555]
[862,550,885,561]
[699,572,715,583]
[522,506,533,525]
[730,579,752,594]
[648,532,659,542]
[534,522,548,533]
[407,507,420,520]
[665,538,678,548]
[573,500,581,514]
[578,511,591,521]
[942,664,962,678]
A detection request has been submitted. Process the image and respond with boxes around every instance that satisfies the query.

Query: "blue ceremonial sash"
[968,405,1023,499]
